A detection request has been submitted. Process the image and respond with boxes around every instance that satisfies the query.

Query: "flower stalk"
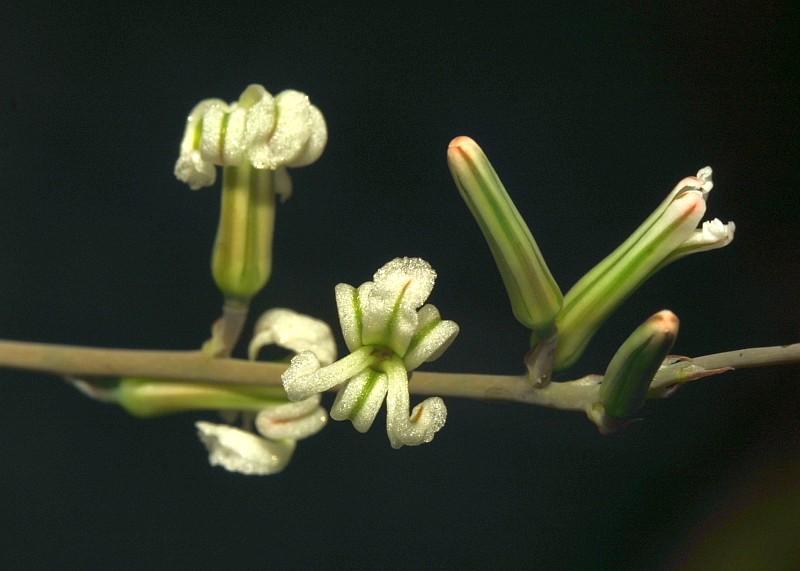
[554,167,733,370]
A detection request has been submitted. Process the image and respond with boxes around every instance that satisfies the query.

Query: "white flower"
[196,308,335,475]
[175,84,327,192]
[282,258,459,448]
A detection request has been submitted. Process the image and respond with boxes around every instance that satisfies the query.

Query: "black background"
[1,2,798,570]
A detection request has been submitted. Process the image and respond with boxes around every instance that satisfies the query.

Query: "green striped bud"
[592,310,679,432]
[447,136,562,336]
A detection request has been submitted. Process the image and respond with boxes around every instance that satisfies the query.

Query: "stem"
[0,340,284,386]
[0,339,798,409]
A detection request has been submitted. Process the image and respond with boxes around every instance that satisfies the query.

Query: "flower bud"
[590,310,679,432]
[555,168,729,369]
[447,136,562,335]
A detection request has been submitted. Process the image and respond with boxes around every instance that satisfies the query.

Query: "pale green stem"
[0,339,797,410]
[202,299,249,357]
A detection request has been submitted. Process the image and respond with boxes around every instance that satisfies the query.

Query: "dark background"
[1,2,798,569]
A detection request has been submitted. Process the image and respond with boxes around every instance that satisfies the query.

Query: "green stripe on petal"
[281,346,376,401]
[330,369,389,433]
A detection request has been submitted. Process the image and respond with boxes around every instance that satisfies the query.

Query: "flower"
[281,258,459,448]
[174,85,328,302]
[174,84,327,192]
[554,167,735,369]
[196,308,334,475]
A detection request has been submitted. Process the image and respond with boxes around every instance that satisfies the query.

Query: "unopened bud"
[447,136,562,336]
[591,310,679,432]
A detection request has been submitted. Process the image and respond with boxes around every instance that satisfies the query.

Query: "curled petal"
[174,98,225,190]
[273,167,293,202]
[176,85,326,193]
[249,90,312,170]
[335,283,363,352]
[383,358,447,448]
[174,150,216,190]
[286,104,328,167]
[240,84,277,154]
[693,166,714,196]
[556,183,707,370]
[222,106,248,164]
[447,136,563,333]
[403,314,460,371]
[373,257,436,310]
[255,395,328,440]
[598,310,679,430]
[195,421,295,476]
[362,258,435,353]
[660,218,736,268]
[282,346,376,401]
[330,369,389,433]
[248,307,337,365]
[199,101,231,164]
